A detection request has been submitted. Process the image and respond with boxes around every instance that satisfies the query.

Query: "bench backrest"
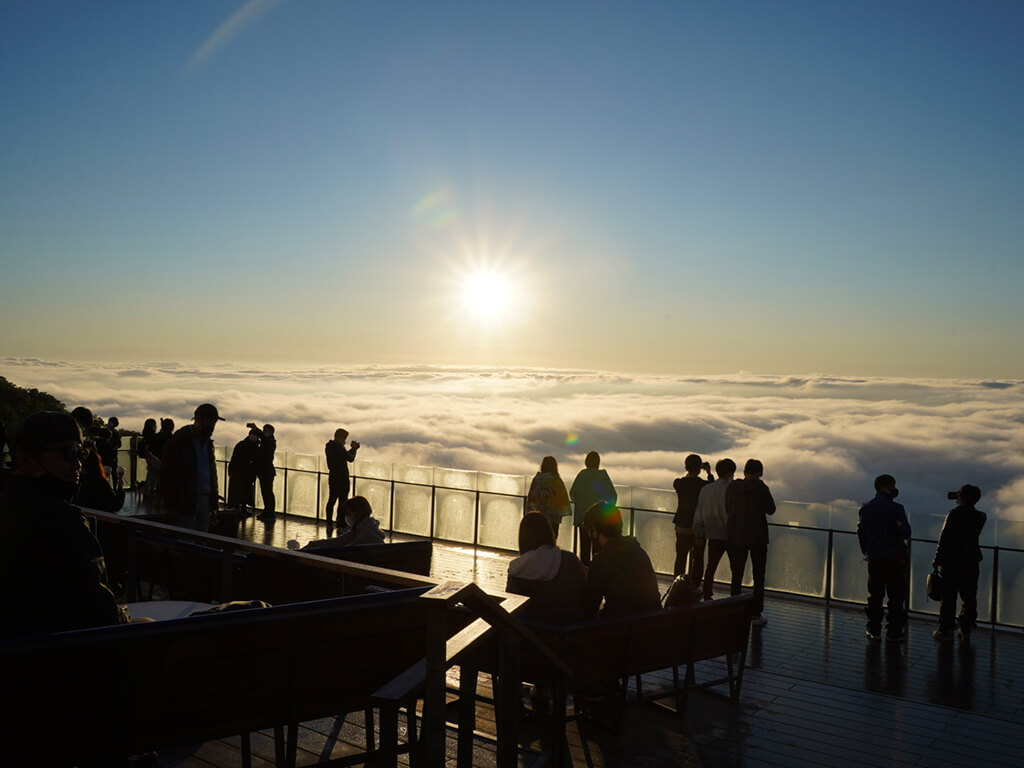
[300,539,433,575]
[514,594,756,686]
[0,588,436,766]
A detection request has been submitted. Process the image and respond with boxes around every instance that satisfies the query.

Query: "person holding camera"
[932,484,986,643]
[857,474,912,641]
[325,428,360,532]
[673,454,715,579]
[248,422,276,524]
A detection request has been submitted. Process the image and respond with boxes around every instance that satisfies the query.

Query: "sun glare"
[460,269,513,323]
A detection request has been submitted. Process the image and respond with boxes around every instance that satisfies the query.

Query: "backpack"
[663,574,700,608]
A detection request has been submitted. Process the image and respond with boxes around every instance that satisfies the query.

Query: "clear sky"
[2,1,1023,377]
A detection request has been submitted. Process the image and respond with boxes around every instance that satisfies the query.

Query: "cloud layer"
[4,358,1023,534]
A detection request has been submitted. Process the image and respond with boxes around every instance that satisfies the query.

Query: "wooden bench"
[0,587,451,767]
[523,594,755,713]
[300,538,433,576]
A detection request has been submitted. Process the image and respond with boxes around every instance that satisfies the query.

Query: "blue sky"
[2,1,1023,376]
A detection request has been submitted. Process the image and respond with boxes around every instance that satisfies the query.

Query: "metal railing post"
[825,529,834,606]
[990,545,1000,626]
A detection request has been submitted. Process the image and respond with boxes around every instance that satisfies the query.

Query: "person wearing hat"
[582,502,661,618]
[0,411,129,638]
[159,403,224,532]
[932,484,986,644]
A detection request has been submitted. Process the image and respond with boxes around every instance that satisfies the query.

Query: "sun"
[459,269,514,323]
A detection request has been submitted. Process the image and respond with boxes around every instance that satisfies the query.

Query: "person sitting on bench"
[506,512,586,623]
[336,495,385,546]
[583,502,661,618]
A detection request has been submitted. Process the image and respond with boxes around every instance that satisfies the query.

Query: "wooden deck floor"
[119,499,1024,767]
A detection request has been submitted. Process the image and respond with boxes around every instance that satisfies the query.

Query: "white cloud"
[3,358,1023,526]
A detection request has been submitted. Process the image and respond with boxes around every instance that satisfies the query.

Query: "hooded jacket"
[336,515,385,547]
[725,477,776,548]
[506,545,586,623]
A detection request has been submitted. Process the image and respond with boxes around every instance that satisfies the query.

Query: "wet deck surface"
[119,497,1023,767]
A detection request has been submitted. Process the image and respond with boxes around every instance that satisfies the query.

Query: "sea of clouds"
[3,357,1023,529]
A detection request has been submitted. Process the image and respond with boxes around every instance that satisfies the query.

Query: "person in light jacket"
[527,456,571,538]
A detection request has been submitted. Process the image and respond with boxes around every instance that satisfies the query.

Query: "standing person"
[150,418,174,460]
[673,454,714,579]
[227,429,261,517]
[249,423,276,524]
[527,456,571,538]
[107,416,122,476]
[569,451,617,566]
[160,404,223,532]
[138,418,158,496]
[583,502,661,618]
[325,428,360,532]
[0,412,128,638]
[692,458,736,600]
[932,484,986,644]
[726,459,775,627]
[857,473,912,642]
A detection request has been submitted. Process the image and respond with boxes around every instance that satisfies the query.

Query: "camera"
[947,491,959,501]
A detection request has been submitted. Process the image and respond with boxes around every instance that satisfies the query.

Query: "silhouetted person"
[150,418,174,460]
[249,422,276,523]
[673,453,714,579]
[325,428,360,530]
[138,418,158,495]
[726,458,775,627]
[693,458,736,600]
[932,484,986,644]
[160,404,223,531]
[569,451,617,566]
[857,473,911,642]
[527,456,571,537]
[74,446,125,512]
[335,495,385,546]
[0,411,128,638]
[507,512,587,623]
[107,416,122,474]
[583,503,661,618]
[227,429,261,517]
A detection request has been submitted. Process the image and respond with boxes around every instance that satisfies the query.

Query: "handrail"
[373,581,573,768]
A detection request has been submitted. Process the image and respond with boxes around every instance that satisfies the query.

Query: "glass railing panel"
[554,516,573,551]
[908,541,938,616]
[996,548,1024,626]
[629,487,675,514]
[478,492,522,551]
[829,502,860,533]
[286,452,317,472]
[434,467,477,491]
[633,509,676,575]
[775,501,830,529]
[479,471,526,496]
[996,519,1024,549]
[352,460,392,481]
[285,469,317,517]
[830,530,867,603]
[393,463,433,486]
[766,527,827,597]
[913,513,947,542]
[392,483,432,537]
[434,488,476,544]
[214,444,227,461]
[355,479,393,531]
[613,484,631,509]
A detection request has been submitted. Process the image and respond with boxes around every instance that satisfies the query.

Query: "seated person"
[0,411,129,638]
[335,495,385,546]
[583,502,662,618]
[74,444,126,512]
[506,512,586,624]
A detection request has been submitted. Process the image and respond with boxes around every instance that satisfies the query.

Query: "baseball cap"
[9,412,83,452]
[194,403,225,421]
